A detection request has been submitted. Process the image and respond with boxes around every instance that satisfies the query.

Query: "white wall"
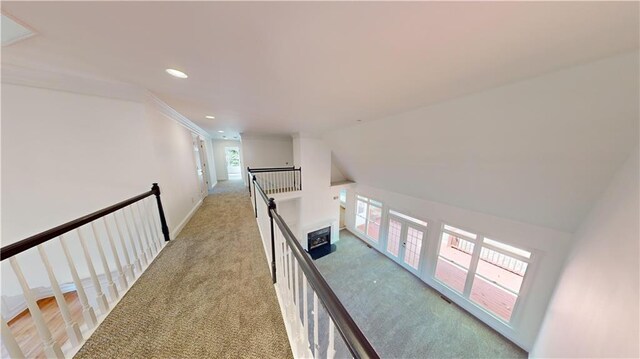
[212,139,242,181]
[323,52,639,233]
[343,182,572,350]
[242,134,294,170]
[1,82,206,298]
[293,136,341,249]
[532,150,640,358]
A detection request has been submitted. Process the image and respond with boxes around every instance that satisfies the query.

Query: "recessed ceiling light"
[218,130,224,133]
[205,115,215,119]
[165,68,188,79]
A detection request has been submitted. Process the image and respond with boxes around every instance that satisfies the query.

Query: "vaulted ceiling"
[2,1,638,231]
[2,1,638,139]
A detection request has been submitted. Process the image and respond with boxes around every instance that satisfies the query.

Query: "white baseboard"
[170,197,204,239]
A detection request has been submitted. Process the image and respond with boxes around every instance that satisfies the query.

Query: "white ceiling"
[325,52,639,232]
[2,2,638,139]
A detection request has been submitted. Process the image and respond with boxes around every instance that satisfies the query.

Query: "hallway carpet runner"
[74,180,292,358]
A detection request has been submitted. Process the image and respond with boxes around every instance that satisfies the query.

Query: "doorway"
[385,210,428,274]
[225,147,241,180]
[193,134,208,198]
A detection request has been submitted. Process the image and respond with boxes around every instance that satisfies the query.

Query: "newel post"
[247,167,251,197]
[253,175,258,218]
[152,183,171,242]
[268,197,277,284]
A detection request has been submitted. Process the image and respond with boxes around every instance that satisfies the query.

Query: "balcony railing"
[247,166,302,195]
[249,170,379,359]
[0,184,170,358]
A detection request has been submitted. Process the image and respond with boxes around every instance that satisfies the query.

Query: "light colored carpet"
[74,180,292,359]
[313,230,528,359]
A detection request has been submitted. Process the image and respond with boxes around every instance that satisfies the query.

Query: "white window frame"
[434,223,536,325]
[355,195,383,242]
[385,209,429,274]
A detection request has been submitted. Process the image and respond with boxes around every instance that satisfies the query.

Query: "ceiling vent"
[2,13,35,47]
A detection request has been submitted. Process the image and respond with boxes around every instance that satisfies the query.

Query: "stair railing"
[247,166,302,196]
[0,183,170,358]
[250,174,379,359]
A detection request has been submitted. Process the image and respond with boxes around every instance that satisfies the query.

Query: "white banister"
[113,212,135,280]
[313,291,320,358]
[145,198,163,250]
[127,205,149,267]
[60,235,98,328]
[136,202,158,255]
[36,245,84,346]
[102,217,128,289]
[90,222,119,301]
[122,209,144,272]
[1,315,25,359]
[328,317,336,359]
[144,198,160,249]
[9,257,64,358]
[77,228,110,314]
[134,203,155,257]
[303,274,309,354]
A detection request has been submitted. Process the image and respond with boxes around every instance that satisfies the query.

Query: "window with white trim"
[339,189,347,205]
[469,238,531,322]
[434,223,533,323]
[355,195,382,242]
[435,224,477,293]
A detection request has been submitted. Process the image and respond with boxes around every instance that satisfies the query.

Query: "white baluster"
[121,210,143,272]
[278,172,282,193]
[36,245,84,346]
[328,317,336,359]
[303,274,309,353]
[136,202,158,256]
[1,315,25,359]
[313,291,320,358]
[90,222,119,301]
[102,217,128,289]
[77,228,109,313]
[148,198,164,250]
[113,212,135,280]
[9,257,64,358]
[135,202,157,257]
[146,198,163,250]
[60,235,98,328]
[294,260,306,353]
[127,206,149,268]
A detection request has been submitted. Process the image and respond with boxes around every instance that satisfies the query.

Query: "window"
[339,189,347,205]
[469,238,531,322]
[435,223,533,323]
[355,195,382,242]
[435,224,477,293]
[389,210,428,227]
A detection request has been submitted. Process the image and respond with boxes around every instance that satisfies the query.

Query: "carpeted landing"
[74,180,292,359]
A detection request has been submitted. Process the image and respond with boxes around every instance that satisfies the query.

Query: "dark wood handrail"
[1,183,170,261]
[252,177,379,359]
[247,166,300,173]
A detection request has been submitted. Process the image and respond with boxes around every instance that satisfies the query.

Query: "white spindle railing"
[36,244,84,346]
[1,185,171,358]
[250,168,302,195]
[252,177,377,359]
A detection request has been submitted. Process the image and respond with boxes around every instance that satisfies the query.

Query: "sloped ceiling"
[324,53,639,232]
[1,1,638,139]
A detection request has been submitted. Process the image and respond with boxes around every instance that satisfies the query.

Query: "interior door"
[385,214,426,274]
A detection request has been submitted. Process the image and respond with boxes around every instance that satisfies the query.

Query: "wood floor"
[2,292,82,359]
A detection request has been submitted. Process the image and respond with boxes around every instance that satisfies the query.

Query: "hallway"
[74,180,292,358]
